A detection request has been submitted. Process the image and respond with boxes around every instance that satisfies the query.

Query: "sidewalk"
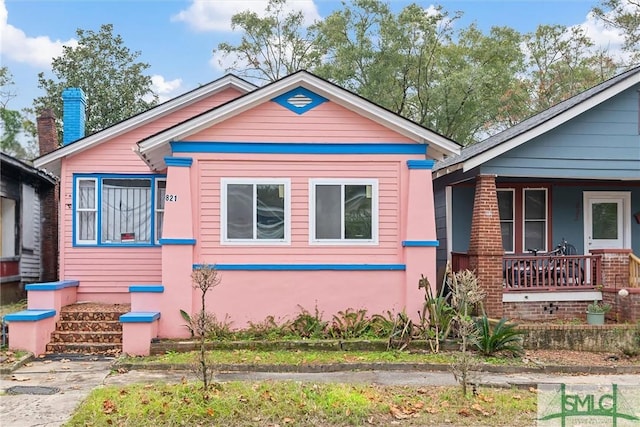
[1,355,639,427]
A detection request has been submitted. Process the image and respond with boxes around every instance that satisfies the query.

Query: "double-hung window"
[74,175,166,246]
[523,188,547,252]
[310,179,378,244]
[221,178,290,244]
[496,187,548,253]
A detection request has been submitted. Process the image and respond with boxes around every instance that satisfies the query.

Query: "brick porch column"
[467,174,504,318]
[591,249,637,322]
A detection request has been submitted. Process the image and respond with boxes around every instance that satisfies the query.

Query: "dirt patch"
[523,349,639,367]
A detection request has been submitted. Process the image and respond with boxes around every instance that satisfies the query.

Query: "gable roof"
[33,75,257,175]
[136,70,461,171]
[433,65,640,178]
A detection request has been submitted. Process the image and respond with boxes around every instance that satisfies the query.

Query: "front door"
[583,191,631,253]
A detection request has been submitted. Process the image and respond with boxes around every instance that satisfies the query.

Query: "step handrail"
[630,253,640,288]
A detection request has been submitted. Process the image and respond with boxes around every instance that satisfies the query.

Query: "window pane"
[315,185,341,239]
[78,180,95,209]
[500,223,513,252]
[256,184,285,239]
[497,191,513,220]
[101,179,151,243]
[524,190,545,220]
[79,211,96,241]
[524,222,545,251]
[156,180,166,209]
[344,185,371,239]
[592,202,618,239]
[227,184,253,239]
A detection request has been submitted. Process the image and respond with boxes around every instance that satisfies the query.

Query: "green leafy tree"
[593,0,640,63]
[32,24,158,142]
[1,66,38,160]
[214,0,324,83]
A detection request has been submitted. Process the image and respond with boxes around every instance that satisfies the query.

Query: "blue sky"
[1,0,625,113]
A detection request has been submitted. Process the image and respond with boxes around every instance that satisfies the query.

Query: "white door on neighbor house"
[583,191,631,253]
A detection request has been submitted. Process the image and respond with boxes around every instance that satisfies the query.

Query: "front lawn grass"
[66,381,537,426]
[123,349,523,367]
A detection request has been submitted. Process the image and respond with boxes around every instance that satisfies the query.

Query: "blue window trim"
[72,173,167,247]
[194,263,406,271]
[271,87,328,115]
[171,141,427,155]
[406,160,435,170]
[402,240,439,247]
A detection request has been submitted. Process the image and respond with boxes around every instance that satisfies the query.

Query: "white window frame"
[75,178,98,245]
[155,178,166,244]
[220,178,291,245]
[497,189,515,254]
[523,188,548,253]
[309,178,379,245]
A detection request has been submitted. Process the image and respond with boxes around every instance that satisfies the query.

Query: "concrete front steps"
[45,303,131,355]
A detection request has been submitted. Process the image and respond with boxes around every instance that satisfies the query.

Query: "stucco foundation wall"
[181,269,409,328]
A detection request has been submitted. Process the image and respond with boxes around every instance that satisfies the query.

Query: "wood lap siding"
[20,191,42,283]
[185,101,415,143]
[197,159,403,264]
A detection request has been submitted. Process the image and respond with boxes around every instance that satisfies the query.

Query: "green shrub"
[290,305,328,339]
[474,316,524,357]
[329,308,370,339]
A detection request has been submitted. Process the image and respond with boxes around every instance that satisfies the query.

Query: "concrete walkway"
[1,356,639,427]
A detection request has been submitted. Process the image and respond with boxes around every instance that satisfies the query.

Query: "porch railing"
[450,252,601,291]
[630,253,640,288]
[503,254,600,291]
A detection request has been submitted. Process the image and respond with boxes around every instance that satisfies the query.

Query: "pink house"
[10,71,460,355]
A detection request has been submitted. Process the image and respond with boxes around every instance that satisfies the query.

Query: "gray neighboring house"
[432,65,639,321]
[434,65,639,264]
[1,152,57,303]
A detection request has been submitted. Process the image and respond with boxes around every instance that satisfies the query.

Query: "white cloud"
[0,0,76,68]
[151,75,183,103]
[579,11,629,62]
[172,0,321,32]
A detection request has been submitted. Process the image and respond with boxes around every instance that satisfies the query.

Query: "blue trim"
[406,160,435,170]
[25,280,79,291]
[402,240,439,247]
[271,87,328,114]
[120,311,161,323]
[171,142,426,155]
[195,263,406,271]
[72,174,166,247]
[164,157,193,167]
[4,309,56,322]
[159,238,196,245]
[129,285,164,293]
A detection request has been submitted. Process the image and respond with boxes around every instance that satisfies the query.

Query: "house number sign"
[165,194,178,202]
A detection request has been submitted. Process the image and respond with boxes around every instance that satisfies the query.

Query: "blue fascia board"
[402,240,439,247]
[159,238,196,245]
[406,160,435,169]
[171,141,427,155]
[129,285,164,293]
[4,309,56,322]
[120,312,161,323]
[196,263,406,271]
[25,280,80,291]
[164,157,193,167]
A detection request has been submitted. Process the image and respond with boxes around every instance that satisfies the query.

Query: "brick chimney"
[36,108,58,155]
[36,109,60,282]
[62,88,86,145]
